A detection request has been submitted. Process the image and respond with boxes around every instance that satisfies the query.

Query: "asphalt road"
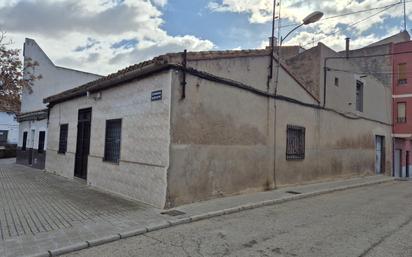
[64,181,412,257]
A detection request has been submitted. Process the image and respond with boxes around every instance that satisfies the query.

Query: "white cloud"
[0,0,213,75]
[208,0,407,50]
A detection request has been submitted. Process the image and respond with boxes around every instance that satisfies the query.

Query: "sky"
[0,0,410,75]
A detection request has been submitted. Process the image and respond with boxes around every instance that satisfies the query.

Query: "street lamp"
[273,10,323,94]
[281,11,324,45]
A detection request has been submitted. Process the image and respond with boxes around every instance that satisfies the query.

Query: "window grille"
[0,130,8,143]
[286,125,305,160]
[58,124,68,154]
[397,102,407,123]
[104,119,122,163]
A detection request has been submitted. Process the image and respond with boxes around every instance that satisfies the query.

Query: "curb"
[24,177,393,257]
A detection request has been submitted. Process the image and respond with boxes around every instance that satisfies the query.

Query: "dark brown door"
[74,108,92,180]
[406,151,410,178]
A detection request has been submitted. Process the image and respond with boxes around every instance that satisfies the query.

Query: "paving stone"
[0,160,393,257]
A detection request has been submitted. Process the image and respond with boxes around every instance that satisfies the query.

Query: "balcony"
[397,117,407,123]
[398,79,408,85]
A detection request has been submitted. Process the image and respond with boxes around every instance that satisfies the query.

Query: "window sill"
[102,159,120,165]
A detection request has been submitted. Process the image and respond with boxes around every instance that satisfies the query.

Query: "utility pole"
[267,0,277,89]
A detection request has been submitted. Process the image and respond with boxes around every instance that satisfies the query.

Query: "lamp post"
[274,11,323,94]
[280,11,324,45]
[270,9,323,189]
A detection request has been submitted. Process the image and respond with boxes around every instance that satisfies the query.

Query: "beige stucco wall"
[166,54,392,207]
[46,71,172,208]
[166,62,277,207]
[274,100,392,186]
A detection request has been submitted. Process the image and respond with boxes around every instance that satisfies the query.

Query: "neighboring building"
[0,112,18,146]
[0,93,19,158]
[340,31,411,178]
[43,46,392,208]
[16,38,101,169]
[392,39,412,177]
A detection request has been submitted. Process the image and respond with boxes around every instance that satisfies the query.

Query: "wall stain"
[172,103,267,145]
[334,134,375,149]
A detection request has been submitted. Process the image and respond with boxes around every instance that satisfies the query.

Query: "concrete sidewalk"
[0,160,393,257]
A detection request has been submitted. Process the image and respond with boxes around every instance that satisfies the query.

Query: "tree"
[0,32,41,114]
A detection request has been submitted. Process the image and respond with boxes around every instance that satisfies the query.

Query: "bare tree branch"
[0,32,41,114]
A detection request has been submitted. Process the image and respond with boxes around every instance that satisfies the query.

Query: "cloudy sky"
[0,0,410,75]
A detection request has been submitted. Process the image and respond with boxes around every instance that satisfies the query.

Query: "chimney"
[269,36,278,47]
[345,37,350,58]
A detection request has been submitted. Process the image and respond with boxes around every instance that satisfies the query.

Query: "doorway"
[375,136,385,174]
[28,129,35,165]
[74,108,92,180]
[394,149,402,177]
[406,151,410,178]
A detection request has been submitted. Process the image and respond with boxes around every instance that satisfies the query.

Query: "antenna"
[404,0,407,31]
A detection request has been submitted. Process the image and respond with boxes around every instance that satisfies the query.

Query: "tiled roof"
[44,48,318,104]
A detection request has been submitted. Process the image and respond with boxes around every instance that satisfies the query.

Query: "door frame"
[394,149,402,177]
[28,129,35,165]
[375,135,385,174]
[74,108,92,180]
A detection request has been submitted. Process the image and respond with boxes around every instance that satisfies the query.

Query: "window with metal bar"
[398,63,407,85]
[58,124,68,154]
[104,119,122,163]
[38,131,45,153]
[22,131,28,151]
[286,125,305,160]
[397,102,407,123]
[0,130,8,144]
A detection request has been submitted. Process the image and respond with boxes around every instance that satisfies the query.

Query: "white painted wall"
[21,38,101,113]
[46,71,172,208]
[0,112,19,144]
[18,119,47,150]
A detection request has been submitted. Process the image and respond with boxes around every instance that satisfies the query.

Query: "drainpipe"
[323,57,329,108]
[181,49,187,99]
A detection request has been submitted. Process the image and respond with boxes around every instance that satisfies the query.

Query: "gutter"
[43,62,391,126]
[44,63,171,106]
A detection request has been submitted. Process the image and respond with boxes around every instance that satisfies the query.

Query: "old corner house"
[43,35,393,208]
[16,38,101,169]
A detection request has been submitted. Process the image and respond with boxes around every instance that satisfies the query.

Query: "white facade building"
[0,112,18,145]
[17,38,101,169]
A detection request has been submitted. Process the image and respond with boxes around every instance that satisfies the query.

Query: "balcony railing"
[398,79,408,85]
[397,117,407,123]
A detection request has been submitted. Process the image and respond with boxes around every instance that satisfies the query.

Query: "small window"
[286,125,305,160]
[38,131,45,153]
[397,102,407,123]
[58,124,68,154]
[356,80,364,112]
[398,63,407,85]
[334,77,339,87]
[104,119,122,163]
[22,132,28,151]
[0,130,8,143]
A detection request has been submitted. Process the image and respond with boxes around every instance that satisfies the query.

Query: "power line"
[324,50,412,76]
[279,1,404,29]
[327,67,412,76]
[301,3,400,48]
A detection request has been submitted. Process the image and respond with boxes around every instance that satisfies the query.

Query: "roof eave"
[44,63,172,105]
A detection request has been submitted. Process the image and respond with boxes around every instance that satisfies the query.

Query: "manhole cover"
[161,210,186,216]
[286,191,302,195]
